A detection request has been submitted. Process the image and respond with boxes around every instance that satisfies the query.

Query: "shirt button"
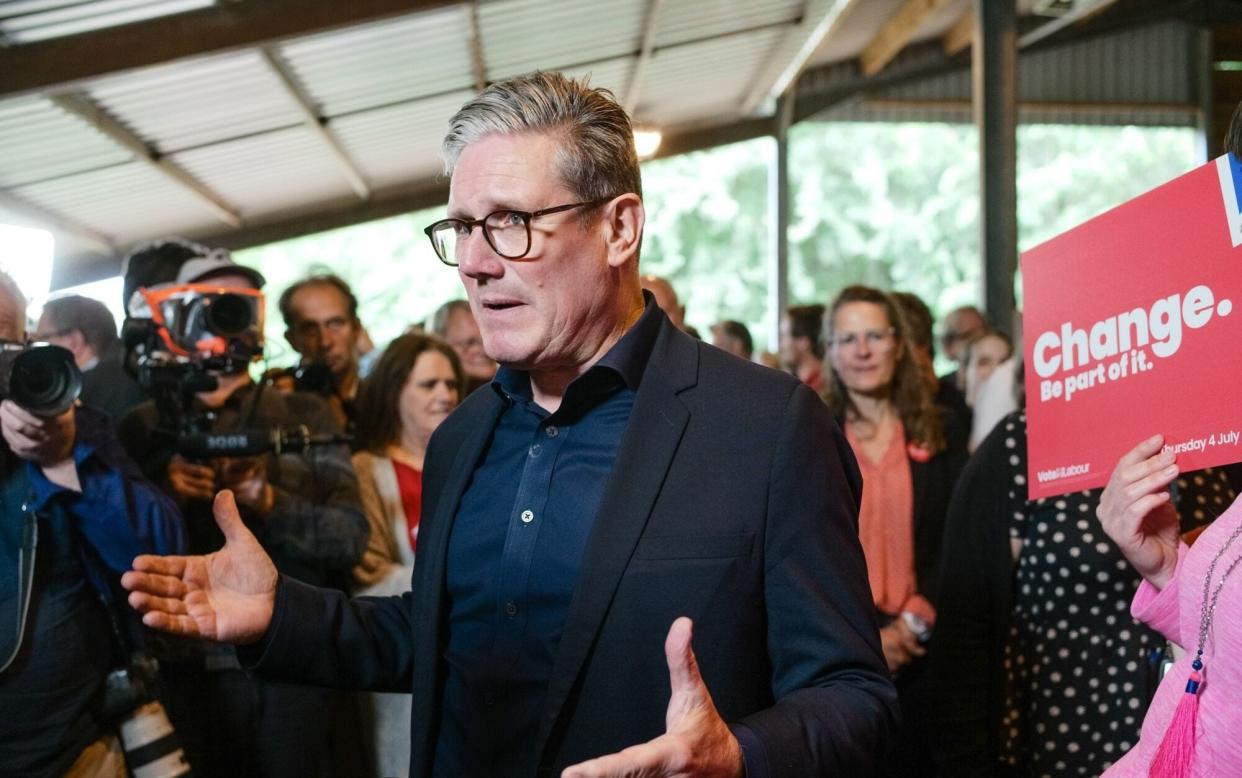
[529,443,542,458]
[545,425,559,438]
[520,510,534,523]
[504,601,518,617]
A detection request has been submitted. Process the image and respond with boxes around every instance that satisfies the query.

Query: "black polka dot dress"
[996,412,1234,776]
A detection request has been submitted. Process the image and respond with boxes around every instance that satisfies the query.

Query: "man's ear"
[64,329,89,361]
[602,194,645,269]
[284,328,297,351]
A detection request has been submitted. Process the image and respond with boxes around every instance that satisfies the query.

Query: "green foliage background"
[236,121,1196,365]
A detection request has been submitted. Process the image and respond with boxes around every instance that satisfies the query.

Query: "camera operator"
[277,273,364,438]
[0,270,186,777]
[117,254,369,777]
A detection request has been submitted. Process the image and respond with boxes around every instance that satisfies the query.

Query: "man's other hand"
[561,617,744,778]
[122,491,278,644]
[0,399,75,466]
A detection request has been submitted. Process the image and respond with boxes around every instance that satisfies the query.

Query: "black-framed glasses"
[423,199,609,266]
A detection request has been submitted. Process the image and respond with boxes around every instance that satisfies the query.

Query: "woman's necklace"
[1189,520,1242,678]
[1150,517,1242,776]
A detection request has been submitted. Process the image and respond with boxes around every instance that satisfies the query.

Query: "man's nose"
[457,228,504,280]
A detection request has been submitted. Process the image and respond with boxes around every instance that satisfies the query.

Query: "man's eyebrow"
[447,200,525,220]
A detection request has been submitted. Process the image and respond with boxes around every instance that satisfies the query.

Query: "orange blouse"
[847,420,925,619]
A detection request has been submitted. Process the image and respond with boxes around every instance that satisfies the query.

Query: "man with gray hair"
[124,71,896,777]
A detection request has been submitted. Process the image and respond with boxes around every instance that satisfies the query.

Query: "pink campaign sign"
[1021,153,1242,499]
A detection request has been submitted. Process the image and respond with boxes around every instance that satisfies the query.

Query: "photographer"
[278,273,364,437]
[0,270,186,777]
[116,254,368,776]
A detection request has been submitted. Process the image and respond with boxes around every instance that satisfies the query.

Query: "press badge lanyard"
[1,497,39,674]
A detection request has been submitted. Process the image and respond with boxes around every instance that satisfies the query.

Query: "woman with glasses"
[350,332,464,777]
[822,284,969,776]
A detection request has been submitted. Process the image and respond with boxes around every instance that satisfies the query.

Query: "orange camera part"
[139,284,266,359]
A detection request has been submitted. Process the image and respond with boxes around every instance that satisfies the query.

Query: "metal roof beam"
[464,0,489,93]
[739,0,862,116]
[0,0,458,100]
[1018,0,1123,48]
[859,0,955,77]
[623,0,666,115]
[50,92,242,227]
[0,188,116,255]
[259,46,371,200]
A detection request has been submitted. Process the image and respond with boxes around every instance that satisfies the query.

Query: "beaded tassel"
[1150,657,1203,778]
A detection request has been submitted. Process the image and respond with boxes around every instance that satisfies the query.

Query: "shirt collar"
[491,290,664,404]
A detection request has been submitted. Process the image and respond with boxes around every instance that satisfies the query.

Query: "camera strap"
[1,500,38,674]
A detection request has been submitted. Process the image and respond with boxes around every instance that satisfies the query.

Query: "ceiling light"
[634,128,663,160]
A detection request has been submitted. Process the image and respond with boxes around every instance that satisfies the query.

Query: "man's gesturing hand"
[561,617,744,778]
[121,490,278,644]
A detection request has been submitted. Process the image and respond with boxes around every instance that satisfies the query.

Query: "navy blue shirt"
[432,299,661,777]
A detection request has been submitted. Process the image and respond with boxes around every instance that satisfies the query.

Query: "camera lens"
[0,345,82,416]
[205,293,253,336]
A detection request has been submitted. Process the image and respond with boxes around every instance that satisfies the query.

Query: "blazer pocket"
[634,532,754,560]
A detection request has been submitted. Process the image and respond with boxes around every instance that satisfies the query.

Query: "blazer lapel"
[408,390,505,774]
[535,322,697,759]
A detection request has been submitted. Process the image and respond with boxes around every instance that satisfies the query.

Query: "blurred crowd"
[5,73,1242,778]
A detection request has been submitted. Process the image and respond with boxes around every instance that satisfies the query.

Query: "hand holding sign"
[1022,153,1242,498]
[1096,434,1182,590]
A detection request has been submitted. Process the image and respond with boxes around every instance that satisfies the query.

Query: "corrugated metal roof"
[654,0,802,49]
[0,0,1204,284]
[0,0,213,44]
[815,19,1197,127]
[280,8,475,116]
[13,161,217,236]
[86,50,302,153]
[641,27,789,124]
[173,126,355,213]
[0,95,132,187]
[479,0,646,79]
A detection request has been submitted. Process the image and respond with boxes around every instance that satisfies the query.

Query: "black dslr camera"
[0,342,81,416]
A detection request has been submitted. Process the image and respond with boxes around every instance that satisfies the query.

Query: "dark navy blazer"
[249,307,899,777]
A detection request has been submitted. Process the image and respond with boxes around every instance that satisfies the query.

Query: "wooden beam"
[623,0,666,115]
[740,0,862,116]
[942,9,973,55]
[649,116,775,160]
[259,46,372,200]
[863,97,1197,119]
[210,180,450,254]
[0,188,116,254]
[860,0,955,77]
[1018,0,1123,49]
[464,0,489,93]
[0,0,458,100]
[50,92,243,228]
